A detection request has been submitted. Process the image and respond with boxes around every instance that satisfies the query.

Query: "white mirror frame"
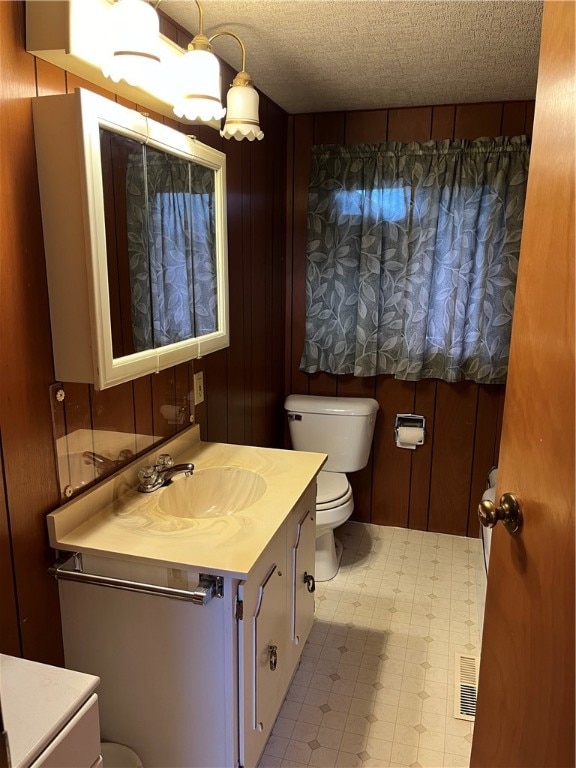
[33,88,229,390]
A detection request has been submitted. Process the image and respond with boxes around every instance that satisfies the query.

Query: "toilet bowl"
[100,742,143,767]
[285,394,379,581]
[314,470,354,580]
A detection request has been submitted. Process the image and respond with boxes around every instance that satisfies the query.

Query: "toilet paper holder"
[394,413,426,443]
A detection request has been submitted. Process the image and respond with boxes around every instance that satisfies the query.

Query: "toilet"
[101,742,143,767]
[285,394,379,581]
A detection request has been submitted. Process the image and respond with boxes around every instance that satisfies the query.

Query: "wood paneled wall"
[0,3,287,662]
[285,101,535,537]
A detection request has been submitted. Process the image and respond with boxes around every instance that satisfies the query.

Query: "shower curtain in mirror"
[301,136,530,383]
[126,149,217,352]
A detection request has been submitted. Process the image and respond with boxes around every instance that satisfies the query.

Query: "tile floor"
[260,522,483,768]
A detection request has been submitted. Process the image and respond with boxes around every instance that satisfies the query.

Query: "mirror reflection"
[100,129,218,360]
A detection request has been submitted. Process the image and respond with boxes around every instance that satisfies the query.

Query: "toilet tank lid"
[285,394,379,416]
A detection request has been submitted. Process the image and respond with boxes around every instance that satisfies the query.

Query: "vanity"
[47,426,325,768]
[33,84,324,768]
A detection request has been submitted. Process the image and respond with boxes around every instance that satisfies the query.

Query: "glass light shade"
[101,0,161,87]
[221,83,264,141]
[172,49,225,122]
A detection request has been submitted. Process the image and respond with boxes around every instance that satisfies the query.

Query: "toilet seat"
[316,471,351,509]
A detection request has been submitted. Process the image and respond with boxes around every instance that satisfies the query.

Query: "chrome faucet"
[137,453,194,493]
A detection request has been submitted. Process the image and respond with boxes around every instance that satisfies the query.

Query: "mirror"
[101,129,220,360]
[33,89,228,389]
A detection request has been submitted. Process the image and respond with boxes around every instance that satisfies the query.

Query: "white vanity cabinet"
[56,481,317,768]
[0,654,101,768]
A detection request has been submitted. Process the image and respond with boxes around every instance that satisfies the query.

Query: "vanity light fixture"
[212,31,264,142]
[101,0,162,87]
[101,0,264,141]
[172,0,225,122]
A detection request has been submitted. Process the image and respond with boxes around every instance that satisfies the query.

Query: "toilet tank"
[285,395,379,472]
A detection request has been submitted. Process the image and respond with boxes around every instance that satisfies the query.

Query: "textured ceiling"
[159,0,543,114]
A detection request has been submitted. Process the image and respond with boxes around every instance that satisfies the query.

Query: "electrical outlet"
[193,372,205,405]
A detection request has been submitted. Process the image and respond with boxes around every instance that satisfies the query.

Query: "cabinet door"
[289,491,316,674]
[238,529,287,768]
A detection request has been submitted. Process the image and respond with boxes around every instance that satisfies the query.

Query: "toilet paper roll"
[488,467,498,488]
[396,426,424,449]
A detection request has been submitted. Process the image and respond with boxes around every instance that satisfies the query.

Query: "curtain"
[126,148,217,352]
[300,136,530,383]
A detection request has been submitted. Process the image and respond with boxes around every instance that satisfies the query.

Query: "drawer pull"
[269,644,278,671]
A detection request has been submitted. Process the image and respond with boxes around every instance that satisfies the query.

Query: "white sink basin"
[158,466,267,519]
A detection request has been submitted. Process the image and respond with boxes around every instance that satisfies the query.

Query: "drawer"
[30,694,101,768]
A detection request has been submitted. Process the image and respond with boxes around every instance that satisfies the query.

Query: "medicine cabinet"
[33,89,229,390]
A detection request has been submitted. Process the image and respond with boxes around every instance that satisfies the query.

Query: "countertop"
[47,427,326,578]
[0,654,99,767]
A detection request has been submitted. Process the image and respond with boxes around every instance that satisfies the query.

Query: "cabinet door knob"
[269,644,278,671]
[304,572,316,593]
[478,492,523,534]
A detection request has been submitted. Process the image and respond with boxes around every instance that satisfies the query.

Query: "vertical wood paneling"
[271,104,288,446]
[409,380,437,530]
[241,140,254,443]
[494,386,507,464]
[313,112,346,145]
[225,134,246,445]
[290,115,314,396]
[388,107,433,141]
[348,463,373,524]
[35,58,66,96]
[0,439,21,656]
[431,105,455,140]
[371,378,416,527]
[501,101,528,135]
[345,110,388,144]
[0,1,63,663]
[248,135,268,445]
[133,376,154,442]
[454,102,503,138]
[204,349,229,443]
[524,101,536,140]
[428,382,478,535]
[337,376,377,398]
[284,116,296,406]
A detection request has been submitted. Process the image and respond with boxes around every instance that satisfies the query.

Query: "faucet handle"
[138,465,160,492]
[156,454,174,469]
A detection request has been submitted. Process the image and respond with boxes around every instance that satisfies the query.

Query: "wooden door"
[470,2,575,766]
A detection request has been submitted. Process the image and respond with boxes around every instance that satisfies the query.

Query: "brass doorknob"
[478,492,522,534]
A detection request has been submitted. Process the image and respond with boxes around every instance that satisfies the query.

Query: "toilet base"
[315,529,344,581]
[100,743,143,767]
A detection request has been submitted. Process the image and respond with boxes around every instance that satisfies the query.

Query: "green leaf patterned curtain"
[126,147,217,352]
[301,137,530,383]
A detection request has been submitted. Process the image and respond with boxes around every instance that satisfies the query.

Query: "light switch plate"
[193,372,205,405]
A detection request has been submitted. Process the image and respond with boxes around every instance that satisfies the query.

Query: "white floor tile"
[260,523,481,768]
